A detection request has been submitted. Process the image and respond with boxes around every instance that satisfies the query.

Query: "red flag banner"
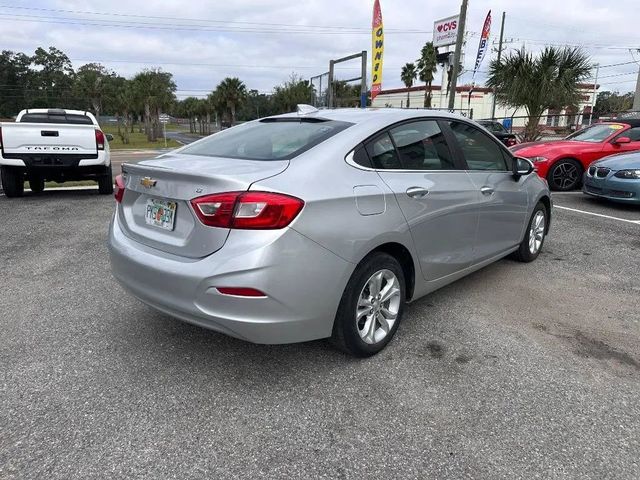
[472,10,491,81]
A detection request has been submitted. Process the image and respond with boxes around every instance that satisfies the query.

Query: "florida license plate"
[145,198,177,231]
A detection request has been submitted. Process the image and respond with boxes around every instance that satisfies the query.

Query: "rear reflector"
[216,287,266,297]
[114,174,125,203]
[191,191,304,229]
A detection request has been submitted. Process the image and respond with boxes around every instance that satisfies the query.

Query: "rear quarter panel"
[250,124,418,268]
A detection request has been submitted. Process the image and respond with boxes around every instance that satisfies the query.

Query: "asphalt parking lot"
[1,190,639,479]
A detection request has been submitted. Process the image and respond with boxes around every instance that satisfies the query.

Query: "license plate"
[145,198,177,231]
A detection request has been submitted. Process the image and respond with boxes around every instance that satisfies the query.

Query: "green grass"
[101,124,181,150]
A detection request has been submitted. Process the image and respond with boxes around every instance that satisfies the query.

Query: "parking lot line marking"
[551,191,583,195]
[555,205,640,225]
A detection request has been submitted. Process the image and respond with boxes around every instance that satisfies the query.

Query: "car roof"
[266,108,471,129]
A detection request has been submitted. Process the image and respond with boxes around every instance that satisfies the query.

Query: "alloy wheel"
[529,210,546,254]
[356,269,401,345]
[551,162,579,190]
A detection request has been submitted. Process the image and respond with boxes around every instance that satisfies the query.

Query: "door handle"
[480,186,495,196]
[406,186,429,199]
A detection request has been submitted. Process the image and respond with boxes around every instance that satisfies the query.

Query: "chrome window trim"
[345,150,468,174]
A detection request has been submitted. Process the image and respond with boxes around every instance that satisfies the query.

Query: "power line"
[587,71,638,80]
[0,4,420,32]
[501,37,639,51]
[0,12,429,35]
[599,60,638,69]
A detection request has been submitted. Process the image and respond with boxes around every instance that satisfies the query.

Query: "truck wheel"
[98,165,114,195]
[1,167,25,198]
[29,176,45,194]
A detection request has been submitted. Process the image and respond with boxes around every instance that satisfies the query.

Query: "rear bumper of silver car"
[108,212,354,344]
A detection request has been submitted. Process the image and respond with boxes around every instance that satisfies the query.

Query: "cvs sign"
[433,15,459,48]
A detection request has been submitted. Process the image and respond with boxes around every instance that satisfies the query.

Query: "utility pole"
[588,63,599,125]
[448,0,468,110]
[490,11,506,119]
[633,67,640,112]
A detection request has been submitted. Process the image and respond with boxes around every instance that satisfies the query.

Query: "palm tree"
[416,42,438,108]
[216,77,247,125]
[486,46,592,141]
[400,63,417,108]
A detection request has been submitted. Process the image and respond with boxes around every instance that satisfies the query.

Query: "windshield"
[180,118,352,160]
[480,121,506,133]
[566,124,625,142]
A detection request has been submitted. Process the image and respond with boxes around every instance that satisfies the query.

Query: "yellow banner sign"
[371,0,384,101]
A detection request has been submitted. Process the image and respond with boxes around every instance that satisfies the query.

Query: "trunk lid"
[118,153,289,258]
[1,122,98,157]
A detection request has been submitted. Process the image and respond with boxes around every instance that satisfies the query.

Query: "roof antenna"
[297,104,319,115]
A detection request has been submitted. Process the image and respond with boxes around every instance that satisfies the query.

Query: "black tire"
[511,202,548,263]
[0,166,24,198]
[331,252,406,357]
[29,176,45,194]
[98,165,114,195]
[547,159,583,191]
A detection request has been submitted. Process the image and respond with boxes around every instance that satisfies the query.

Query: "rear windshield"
[20,113,94,125]
[180,118,353,161]
[479,121,506,133]
[565,124,625,142]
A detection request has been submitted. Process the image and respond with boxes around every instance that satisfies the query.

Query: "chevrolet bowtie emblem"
[140,177,157,188]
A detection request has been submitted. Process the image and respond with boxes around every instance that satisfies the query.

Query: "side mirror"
[614,136,631,145]
[105,133,114,142]
[513,156,534,178]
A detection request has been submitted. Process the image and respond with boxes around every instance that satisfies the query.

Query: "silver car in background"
[109,107,551,356]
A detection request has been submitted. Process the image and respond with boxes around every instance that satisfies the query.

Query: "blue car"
[583,151,640,204]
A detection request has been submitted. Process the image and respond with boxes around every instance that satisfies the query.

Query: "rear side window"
[389,120,454,170]
[365,133,401,169]
[180,118,352,161]
[20,113,93,125]
[448,121,509,171]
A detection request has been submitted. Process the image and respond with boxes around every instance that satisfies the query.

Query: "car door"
[445,120,529,262]
[602,127,640,156]
[366,119,479,281]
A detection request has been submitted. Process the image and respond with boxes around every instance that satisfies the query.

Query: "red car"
[510,120,640,190]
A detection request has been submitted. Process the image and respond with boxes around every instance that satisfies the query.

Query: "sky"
[1,0,639,99]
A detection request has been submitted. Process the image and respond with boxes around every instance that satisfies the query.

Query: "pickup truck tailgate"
[1,122,98,156]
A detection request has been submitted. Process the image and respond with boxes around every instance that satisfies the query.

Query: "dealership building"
[370,83,599,131]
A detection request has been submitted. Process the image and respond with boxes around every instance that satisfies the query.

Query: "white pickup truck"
[0,108,113,197]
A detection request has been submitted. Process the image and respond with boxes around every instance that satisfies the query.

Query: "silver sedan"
[108,107,551,356]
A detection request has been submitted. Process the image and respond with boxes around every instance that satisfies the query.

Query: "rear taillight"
[506,137,517,147]
[191,191,304,229]
[114,174,125,203]
[96,129,105,150]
